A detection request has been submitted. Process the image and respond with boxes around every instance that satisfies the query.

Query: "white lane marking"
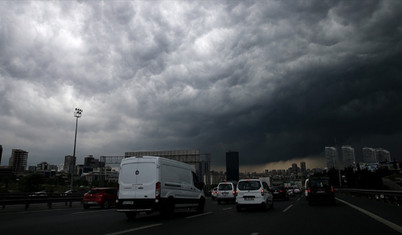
[72,209,112,215]
[282,204,293,212]
[336,198,402,233]
[186,211,213,219]
[106,223,163,235]
[223,207,232,211]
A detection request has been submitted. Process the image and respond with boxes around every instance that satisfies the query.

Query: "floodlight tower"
[70,108,83,190]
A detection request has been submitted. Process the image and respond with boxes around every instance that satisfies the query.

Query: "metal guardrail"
[0,193,83,210]
[336,188,402,205]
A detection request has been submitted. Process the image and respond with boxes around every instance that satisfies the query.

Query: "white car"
[211,187,218,200]
[216,182,236,204]
[236,179,274,211]
[293,188,301,194]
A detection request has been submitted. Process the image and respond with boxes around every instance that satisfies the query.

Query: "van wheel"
[162,198,175,217]
[126,212,136,220]
[196,198,205,213]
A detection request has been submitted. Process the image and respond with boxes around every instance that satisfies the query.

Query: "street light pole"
[71,108,83,191]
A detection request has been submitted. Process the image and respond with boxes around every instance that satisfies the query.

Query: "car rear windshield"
[238,181,261,190]
[310,179,330,188]
[88,189,102,194]
[218,184,233,190]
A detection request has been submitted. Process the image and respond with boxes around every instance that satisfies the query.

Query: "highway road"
[1,194,401,235]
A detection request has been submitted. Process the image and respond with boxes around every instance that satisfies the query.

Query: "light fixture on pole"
[71,108,83,190]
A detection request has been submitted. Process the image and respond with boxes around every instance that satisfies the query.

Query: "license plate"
[317,191,325,194]
[244,198,254,201]
[123,201,134,205]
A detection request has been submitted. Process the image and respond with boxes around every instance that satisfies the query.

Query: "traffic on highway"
[1,192,401,235]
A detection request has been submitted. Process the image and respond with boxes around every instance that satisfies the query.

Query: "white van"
[216,181,237,204]
[116,156,205,220]
[236,178,274,211]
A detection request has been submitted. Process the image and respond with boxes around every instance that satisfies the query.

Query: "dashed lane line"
[336,197,402,234]
[106,223,163,235]
[185,211,213,219]
[282,204,293,213]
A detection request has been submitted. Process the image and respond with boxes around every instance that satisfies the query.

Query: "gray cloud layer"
[1,0,401,168]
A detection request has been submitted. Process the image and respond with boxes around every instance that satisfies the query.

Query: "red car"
[82,187,118,209]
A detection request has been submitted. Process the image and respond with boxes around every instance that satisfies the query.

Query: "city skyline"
[3,144,395,174]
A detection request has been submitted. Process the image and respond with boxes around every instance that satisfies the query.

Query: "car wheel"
[261,202,267,211]
[196,197,205,213]
[83,204,89,209]
[126,212,136,220]
[103,201,110,209]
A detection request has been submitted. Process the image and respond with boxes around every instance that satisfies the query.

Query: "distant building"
[0,145,3,165]
[226,151,239,181]
[300,161,306,173]
[291,163,298,173]
[325,147,338,169]
[375,148,391,162]
[64,155,76,175]
[362,147,376,163]
[84,155,103,168]
[9,149,28,173]
[342,146,356,168]
[37,162,50,171]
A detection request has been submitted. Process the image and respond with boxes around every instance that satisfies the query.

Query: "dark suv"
[271,186,289,200]
[305,177,335,205]
[83,187,118,209]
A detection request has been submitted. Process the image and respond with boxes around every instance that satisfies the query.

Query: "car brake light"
[331,186,334,193]
[233,190,236,196]
[155,182,161,199]
[261,189,265,196]
[280,190,283,193]
[308,189,311,193]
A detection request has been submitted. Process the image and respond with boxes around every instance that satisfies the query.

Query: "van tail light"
[331,186,334,193]
[261,189,265,196]
[308,189,311,193]
[155,182,161,199]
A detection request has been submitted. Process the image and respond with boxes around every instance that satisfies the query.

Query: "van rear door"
[119,158,157,199]
[134,161,157,199]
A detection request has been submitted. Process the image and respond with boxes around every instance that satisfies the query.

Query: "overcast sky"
[1,0,401,171]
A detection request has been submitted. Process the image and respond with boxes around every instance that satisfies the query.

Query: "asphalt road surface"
[1,193,401,235]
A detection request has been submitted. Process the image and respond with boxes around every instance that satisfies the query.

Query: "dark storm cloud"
[0,0,401,168]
